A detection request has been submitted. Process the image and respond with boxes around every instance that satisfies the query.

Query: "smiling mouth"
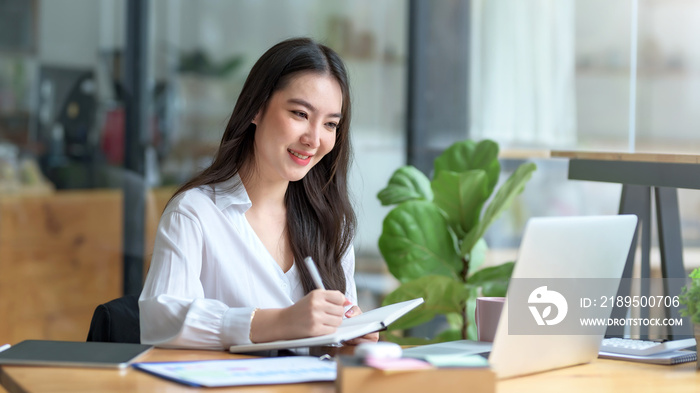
[288,149,310,160]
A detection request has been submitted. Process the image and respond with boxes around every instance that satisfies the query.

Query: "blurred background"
[1,0,700,345]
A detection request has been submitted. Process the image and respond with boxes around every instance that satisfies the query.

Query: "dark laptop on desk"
[403,215,638,379]
[0,340,152,369]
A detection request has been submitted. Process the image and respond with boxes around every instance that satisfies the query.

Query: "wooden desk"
[0,348,699,393]
[498,358,700,393]
[0,349,332,393]
[551,151,700,338]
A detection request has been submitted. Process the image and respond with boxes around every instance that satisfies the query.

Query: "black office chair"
[86,294,141,344]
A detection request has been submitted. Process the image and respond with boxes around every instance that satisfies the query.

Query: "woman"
[139,37,378,349]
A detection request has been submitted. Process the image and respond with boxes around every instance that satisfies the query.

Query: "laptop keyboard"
[599,337,696,356]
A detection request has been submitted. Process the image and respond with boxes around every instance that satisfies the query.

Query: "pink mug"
[475,297,505,342]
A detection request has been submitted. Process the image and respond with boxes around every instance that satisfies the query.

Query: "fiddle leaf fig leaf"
[375,139,534,343]
[468,238,488,274]
[434,328,462,342]
[434,139,501,195]
[382,275,469,331]
[379,201,462,281]
[377,166,433,206]
[380,332,440,346]
[468,262,514,297]
[466,289,478,340]
[461,162,537,256]
[431,170,490,239]
[446,312,463,330]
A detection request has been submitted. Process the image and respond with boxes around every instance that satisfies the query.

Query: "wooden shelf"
[551,150,700,164]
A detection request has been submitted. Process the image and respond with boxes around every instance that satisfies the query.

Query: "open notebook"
[229,298,424,353]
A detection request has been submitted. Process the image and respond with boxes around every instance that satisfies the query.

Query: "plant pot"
[695,324,700,369]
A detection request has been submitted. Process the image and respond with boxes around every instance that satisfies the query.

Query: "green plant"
[376,139,536,344]
[178,50,244,78]
[680,267,700,324]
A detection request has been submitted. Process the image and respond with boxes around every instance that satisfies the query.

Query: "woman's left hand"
[342,305,379,345]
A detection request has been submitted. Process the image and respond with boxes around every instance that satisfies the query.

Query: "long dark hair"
[171,37,355,295]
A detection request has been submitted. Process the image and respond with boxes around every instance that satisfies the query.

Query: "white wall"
[575,0,700,148]
[38,0,102,67]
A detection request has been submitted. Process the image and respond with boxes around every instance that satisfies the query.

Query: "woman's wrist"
[249,308,285,343]
[249,308,260,342]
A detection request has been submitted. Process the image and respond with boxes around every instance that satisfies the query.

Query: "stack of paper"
[598,350,697,365]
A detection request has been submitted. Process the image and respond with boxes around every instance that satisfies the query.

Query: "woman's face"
[252,72,342,184]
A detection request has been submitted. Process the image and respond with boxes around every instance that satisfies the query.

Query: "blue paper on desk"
[133,356,336,387]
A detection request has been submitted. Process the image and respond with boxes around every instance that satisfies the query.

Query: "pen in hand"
[303,256,353,319]
[303,256,326,290]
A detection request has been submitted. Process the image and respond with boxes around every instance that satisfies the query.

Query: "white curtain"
[469,0,576,147]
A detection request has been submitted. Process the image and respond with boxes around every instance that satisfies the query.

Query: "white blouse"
[139,175,357,349]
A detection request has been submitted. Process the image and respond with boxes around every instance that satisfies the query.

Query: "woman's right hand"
[283,289,348,337]
[250,289,348,342]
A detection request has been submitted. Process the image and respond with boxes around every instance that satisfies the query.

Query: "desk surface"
[1,348,700,393]
[551,150,700,164]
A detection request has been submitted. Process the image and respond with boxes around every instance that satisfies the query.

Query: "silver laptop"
[403,215,638,379]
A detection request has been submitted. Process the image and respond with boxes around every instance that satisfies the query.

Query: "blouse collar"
[209,173,252,212]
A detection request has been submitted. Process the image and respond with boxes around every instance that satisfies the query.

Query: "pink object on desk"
[475,297,505,342]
